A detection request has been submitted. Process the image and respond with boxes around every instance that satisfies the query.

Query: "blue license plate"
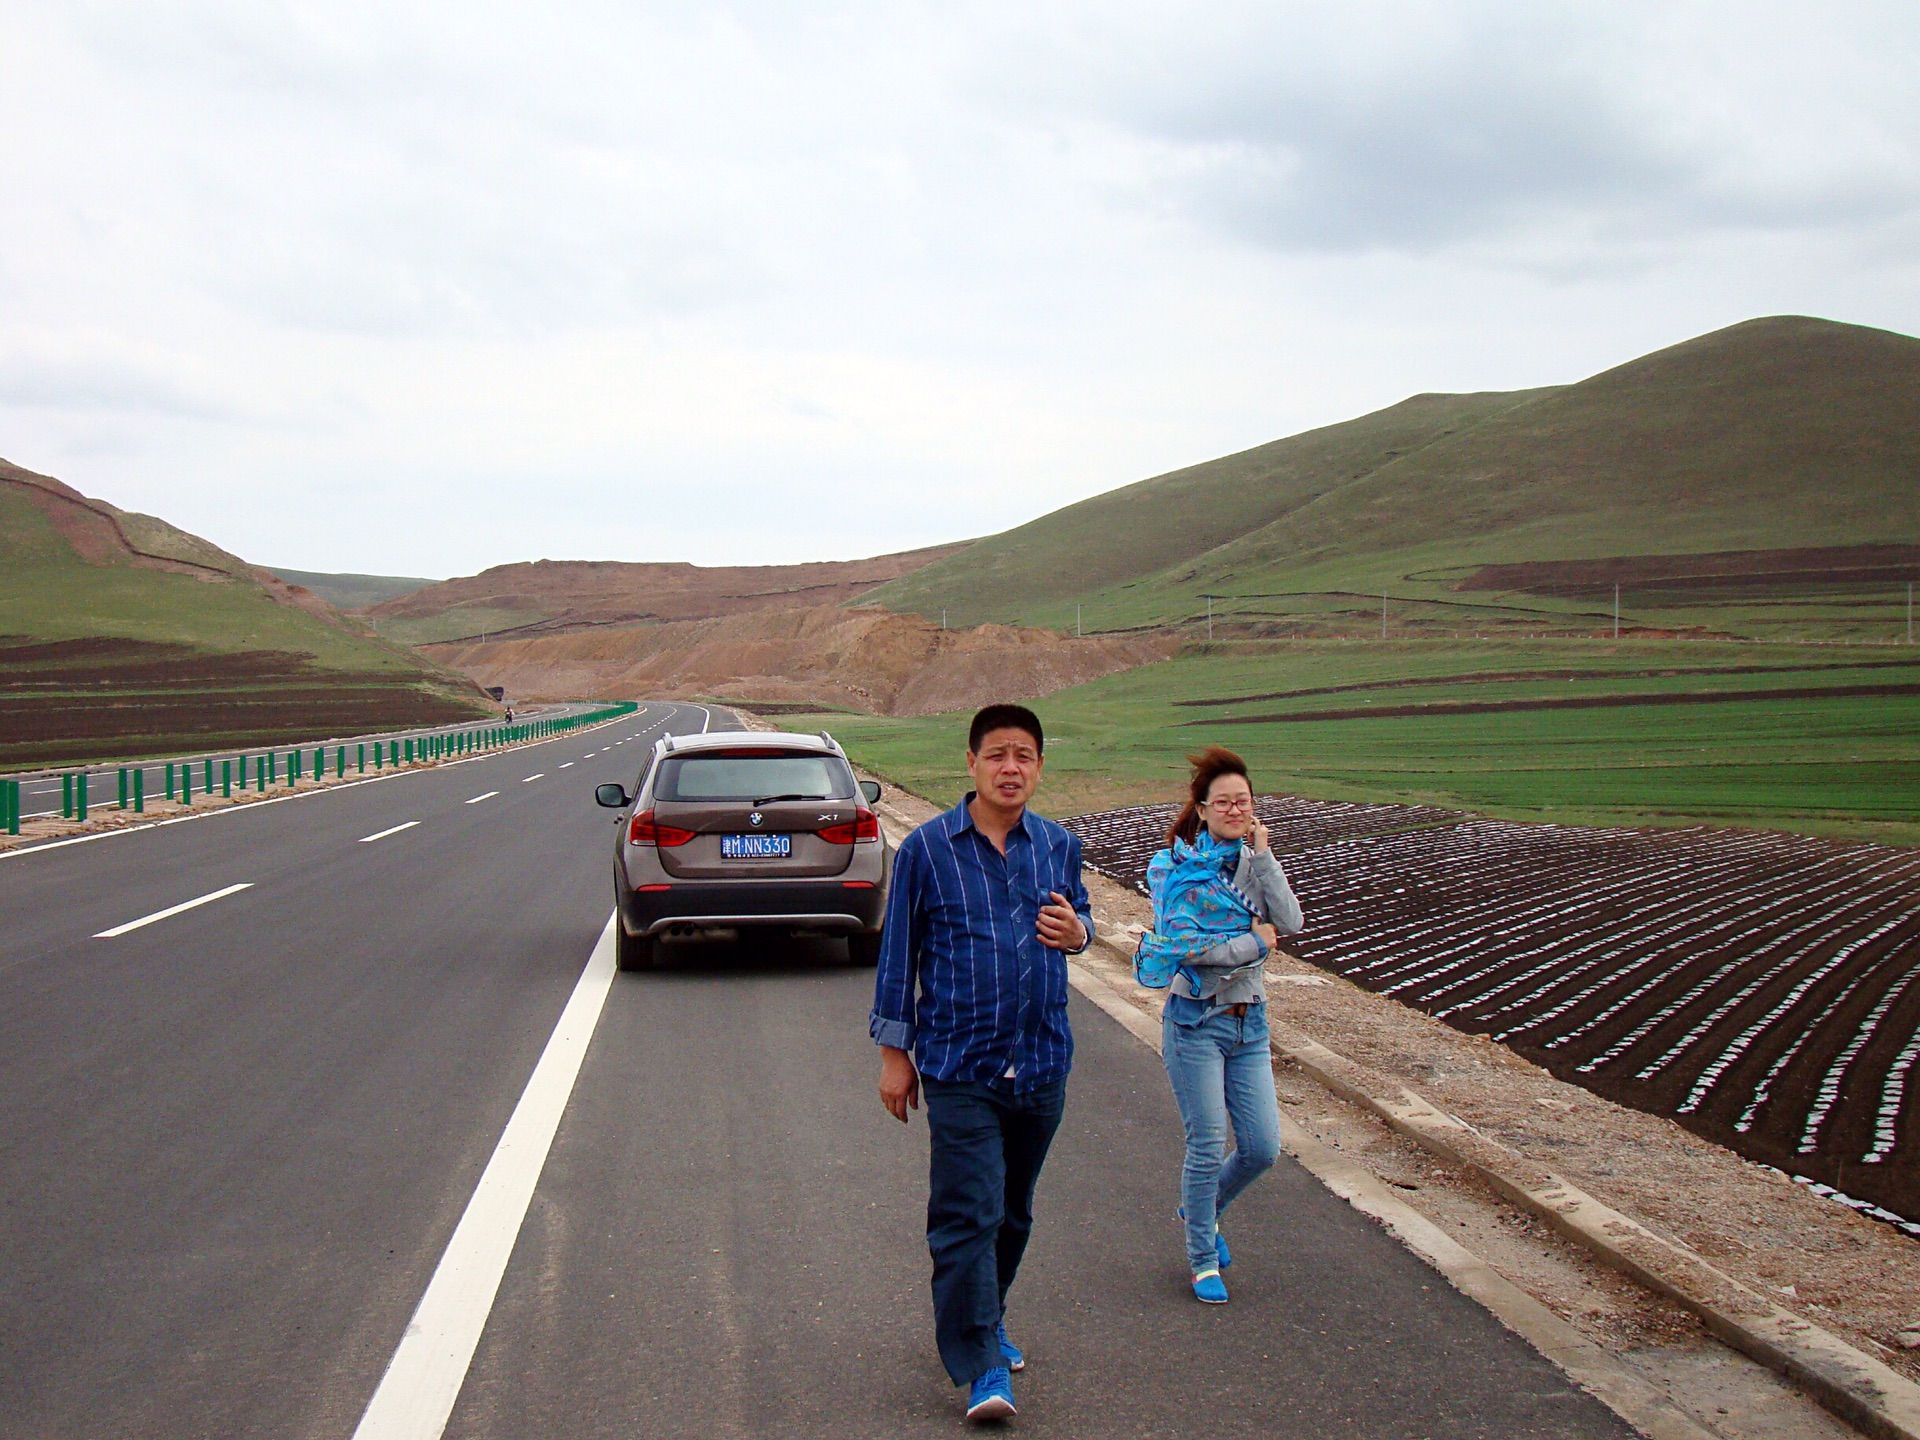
[721,832,791,859]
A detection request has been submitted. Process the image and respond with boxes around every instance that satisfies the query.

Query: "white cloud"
[1,0,1915,575]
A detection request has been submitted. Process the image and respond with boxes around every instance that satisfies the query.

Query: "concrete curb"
[1073,926,1920,1440]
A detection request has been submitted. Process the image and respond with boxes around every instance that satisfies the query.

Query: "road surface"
[0,701,1637,1438]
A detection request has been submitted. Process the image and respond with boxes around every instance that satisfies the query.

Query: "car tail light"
[629,810,695,847]
[819,809,879,844]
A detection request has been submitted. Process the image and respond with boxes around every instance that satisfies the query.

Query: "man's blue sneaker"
[995,1320,1025,1371]
[1192,1268,1229,1304]
[966,1366,1017,1422]
[1177,1205,1232,1268]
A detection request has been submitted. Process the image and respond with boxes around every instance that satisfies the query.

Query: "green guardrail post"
[336,746,345,778]
[203,758,212,790]
[313,749,322,782]
[62,773,74,817]
[223,759,232,797]
[375,743,384,770]
[255,755,265,791]
[3,779,16,834]
[178,764,189,807]
[134,768,145,813]
[291,749,302,785]
[267,751,277,785]
[77,773,89,820]
[357,742,366,773]
[118,768,129,810]
[164,763,175,801]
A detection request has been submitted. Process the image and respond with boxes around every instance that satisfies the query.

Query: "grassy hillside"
[0,460,494,767]
[866,317,1920,643]
[267,567,438,611]
[779,639,1920,845]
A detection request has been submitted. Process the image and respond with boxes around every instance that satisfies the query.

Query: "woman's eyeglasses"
[1205,796,1254,813]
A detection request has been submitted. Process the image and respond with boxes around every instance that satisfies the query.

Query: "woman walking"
[1141,746,1303,1303]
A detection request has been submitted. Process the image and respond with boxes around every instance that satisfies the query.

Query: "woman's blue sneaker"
[966,1366,1017,1421]
[1177,1206,1232,1268]
[1192,1268,1229,1304]
[995,1320,1025,1371]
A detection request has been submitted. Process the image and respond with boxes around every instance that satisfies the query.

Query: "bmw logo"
[749,811,764,827]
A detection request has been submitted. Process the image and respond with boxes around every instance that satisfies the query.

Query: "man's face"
[967,727,1044,816]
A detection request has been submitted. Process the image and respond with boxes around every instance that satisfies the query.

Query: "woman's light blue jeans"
[1162,998,1282,1276]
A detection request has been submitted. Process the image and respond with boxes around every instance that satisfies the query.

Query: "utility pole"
[941,607,947,631]
[1614,583,1620,640]
[1206,594,1213,642]
[1380,591,1387,640]
[1075,603,1082,639]
[1908,582,1914,645]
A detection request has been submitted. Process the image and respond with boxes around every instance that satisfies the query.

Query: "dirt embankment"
[367,546,972,637]
[425,603,1174,716]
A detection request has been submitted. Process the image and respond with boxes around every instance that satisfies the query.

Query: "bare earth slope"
[367,544,970,645]
[425,603,1174,716]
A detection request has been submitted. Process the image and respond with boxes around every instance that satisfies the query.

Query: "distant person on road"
[1139,745,1303,1304]
[871,702,1095,1424]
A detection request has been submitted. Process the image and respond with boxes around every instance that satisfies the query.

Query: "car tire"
[616,922,657,972]
[847,931,882,966]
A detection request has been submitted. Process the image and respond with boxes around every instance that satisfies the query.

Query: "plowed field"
[1066,799,1920,1232]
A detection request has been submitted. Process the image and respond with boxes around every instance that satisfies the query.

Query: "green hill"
[0,459,493,767]
[266,567,439,611]
[866,316,1920,642]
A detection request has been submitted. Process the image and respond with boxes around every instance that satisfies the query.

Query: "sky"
[3,1,1916,578]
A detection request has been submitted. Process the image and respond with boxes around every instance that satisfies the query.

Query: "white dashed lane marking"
[359,822,421,844]
[465,792,498,804]
[95,883,254,939]
[522,774,544,783]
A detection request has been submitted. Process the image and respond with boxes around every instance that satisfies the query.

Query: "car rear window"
[656,752,852,802]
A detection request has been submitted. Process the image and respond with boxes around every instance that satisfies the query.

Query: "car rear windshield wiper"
[752,792,832,805]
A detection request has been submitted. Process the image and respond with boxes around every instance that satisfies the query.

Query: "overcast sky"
[3,1,1916,578]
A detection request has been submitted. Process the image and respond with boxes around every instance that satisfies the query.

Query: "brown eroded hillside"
[366,544,969,646]
[423,604,1174,716]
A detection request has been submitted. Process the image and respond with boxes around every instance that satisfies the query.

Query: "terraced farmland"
[1066,799,1920,1233]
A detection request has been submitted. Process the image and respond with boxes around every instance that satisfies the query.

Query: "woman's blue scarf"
[1136,829,1260,994]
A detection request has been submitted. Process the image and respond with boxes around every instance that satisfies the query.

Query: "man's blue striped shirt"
[869,795,1095,1090]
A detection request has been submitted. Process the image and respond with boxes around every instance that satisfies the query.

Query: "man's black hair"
[968,703,1044,755]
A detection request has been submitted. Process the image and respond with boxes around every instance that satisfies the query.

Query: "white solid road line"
[350,914,619,1440]
[465,792,499,804]
[94,883,254,938]
[522,774,544,783]
[359,822,421,843]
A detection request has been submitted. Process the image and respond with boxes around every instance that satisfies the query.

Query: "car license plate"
[722,832,791,860]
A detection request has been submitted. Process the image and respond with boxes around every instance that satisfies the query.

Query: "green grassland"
[864,318,1920,645]
[0,482,493,767]
[780,639,1920,844]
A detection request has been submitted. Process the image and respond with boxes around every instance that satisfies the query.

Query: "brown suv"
[594,729,890,971]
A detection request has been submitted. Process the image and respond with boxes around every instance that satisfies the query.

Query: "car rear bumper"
[617,876,887,938]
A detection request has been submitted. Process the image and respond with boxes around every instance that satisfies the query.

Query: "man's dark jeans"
[922,1074,1068,1386]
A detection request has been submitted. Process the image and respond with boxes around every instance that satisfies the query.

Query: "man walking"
[871,703,1095,1423]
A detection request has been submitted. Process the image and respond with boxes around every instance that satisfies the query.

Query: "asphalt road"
[0,700,1638,1439]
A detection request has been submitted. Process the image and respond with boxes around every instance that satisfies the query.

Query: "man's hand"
[1249,818,1271,853]
[1252,920,1278,951]
[879,1045,920,1123]
[1037,892,1088,951]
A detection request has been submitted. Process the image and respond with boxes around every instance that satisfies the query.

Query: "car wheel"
[847,931,882,966]
[616,923,657,972]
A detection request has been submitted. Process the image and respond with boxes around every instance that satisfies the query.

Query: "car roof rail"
[819,730,838,751]
[662,734,677,753]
